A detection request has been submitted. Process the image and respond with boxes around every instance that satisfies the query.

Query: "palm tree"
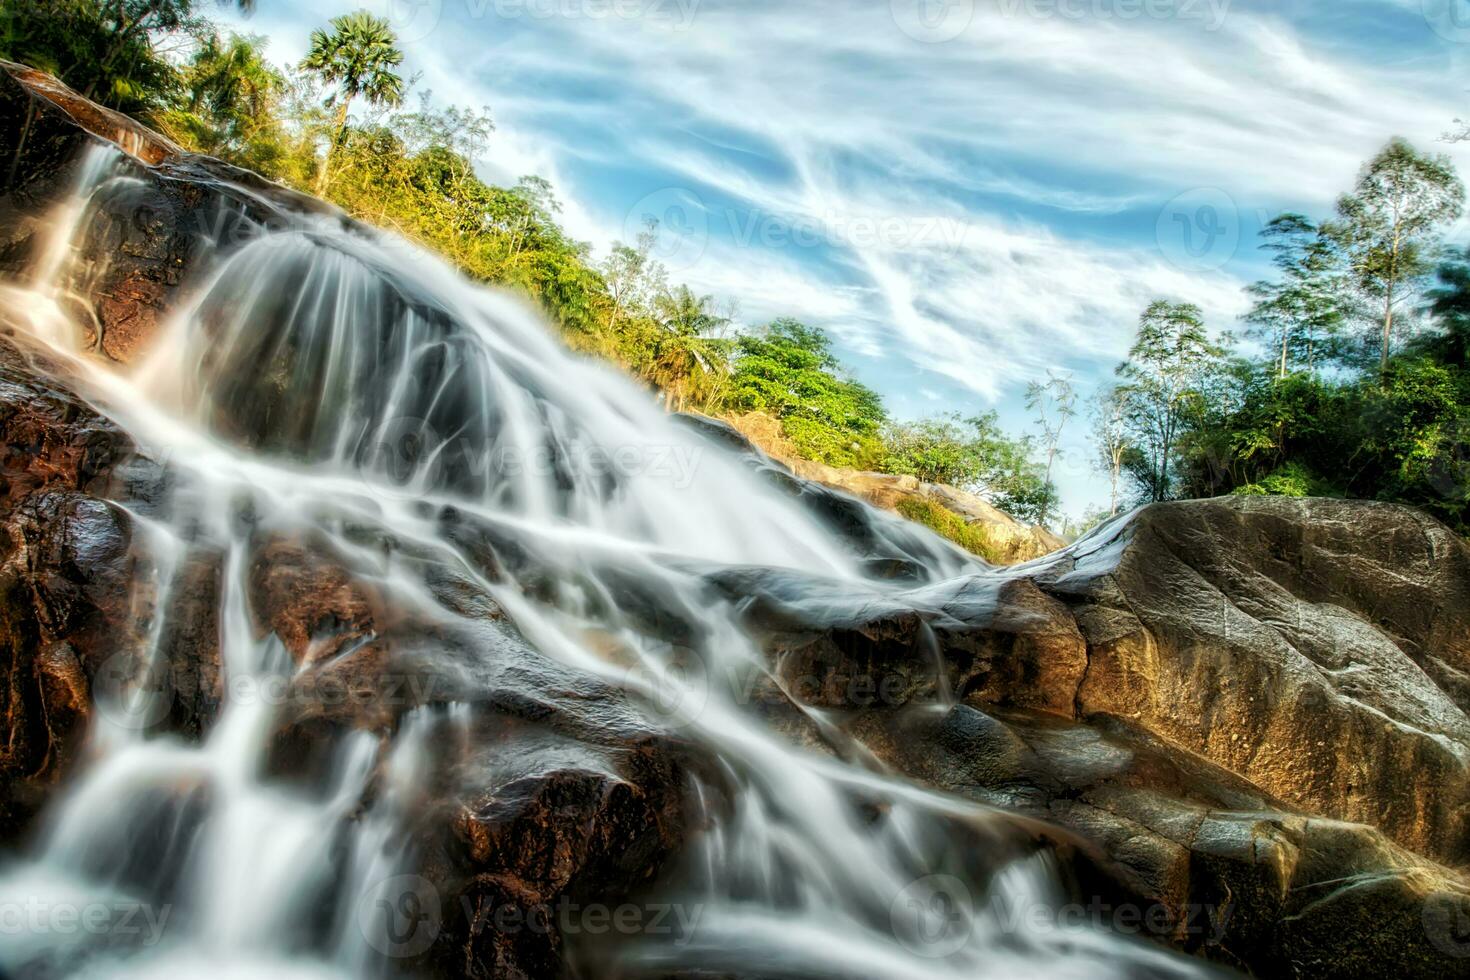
[650,286,732,412]
[300,10,405,193]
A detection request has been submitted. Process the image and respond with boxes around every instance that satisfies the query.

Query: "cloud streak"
[234,0,1470,511]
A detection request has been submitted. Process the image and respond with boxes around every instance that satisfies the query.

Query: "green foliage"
[727,319,886,467]
[1231,462,1319,498]
[300,10,406,193]
[895,498,1001,563]
[1244,213,1352,377]
[1331,138,1465,375]
[1117,300,1224,502]
[880,412,1055,523]
[0,0,254,111]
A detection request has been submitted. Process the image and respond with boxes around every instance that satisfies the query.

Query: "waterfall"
[0,144,1209,980]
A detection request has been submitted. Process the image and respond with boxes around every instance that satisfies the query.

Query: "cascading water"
[0,143,1213,980]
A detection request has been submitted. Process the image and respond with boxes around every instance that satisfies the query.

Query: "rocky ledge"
[3,61,1470,980]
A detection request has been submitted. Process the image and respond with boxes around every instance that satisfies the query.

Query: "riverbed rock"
[0,59,340,362]
[5,59,1470,980]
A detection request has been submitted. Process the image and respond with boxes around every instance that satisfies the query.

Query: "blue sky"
[221,0,1470,517]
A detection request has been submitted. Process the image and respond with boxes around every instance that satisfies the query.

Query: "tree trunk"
[1108,452,1120,517]
[1381,219,1402,381]
[317,97,353,196]
[1380,289,1394,379]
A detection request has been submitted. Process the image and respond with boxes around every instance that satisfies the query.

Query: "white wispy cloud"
[227,0,1470,512]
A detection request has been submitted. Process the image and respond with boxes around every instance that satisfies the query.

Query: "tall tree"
[1245,213,1350,378]
[1090,385,1133,517]
[1024,370,1076,523]
[1329,138,1464,378]
[649,285,732,412]
[162,31,286,162]
[600,220,667,342]
[1117,301,1221,501]
[300,9,405,194]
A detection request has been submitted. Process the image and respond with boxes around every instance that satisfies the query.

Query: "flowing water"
[0,144,1209,979]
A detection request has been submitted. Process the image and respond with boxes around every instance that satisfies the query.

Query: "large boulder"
[1043,498,1470,865]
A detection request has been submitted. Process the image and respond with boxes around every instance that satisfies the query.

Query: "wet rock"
[0,60,344,363]
[1041,497,1470,864]
[425,724,688,980]
[856,702,1470,979]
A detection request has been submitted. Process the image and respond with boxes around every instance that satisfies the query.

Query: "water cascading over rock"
[2,62,1470,980]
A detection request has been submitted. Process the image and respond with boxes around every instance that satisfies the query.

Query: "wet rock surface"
[1,60,345,363]
[4,60,1470,980]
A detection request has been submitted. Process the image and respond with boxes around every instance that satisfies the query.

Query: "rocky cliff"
[3,61,1470,980]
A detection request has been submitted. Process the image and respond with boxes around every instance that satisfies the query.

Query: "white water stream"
[0,144,1209,980]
